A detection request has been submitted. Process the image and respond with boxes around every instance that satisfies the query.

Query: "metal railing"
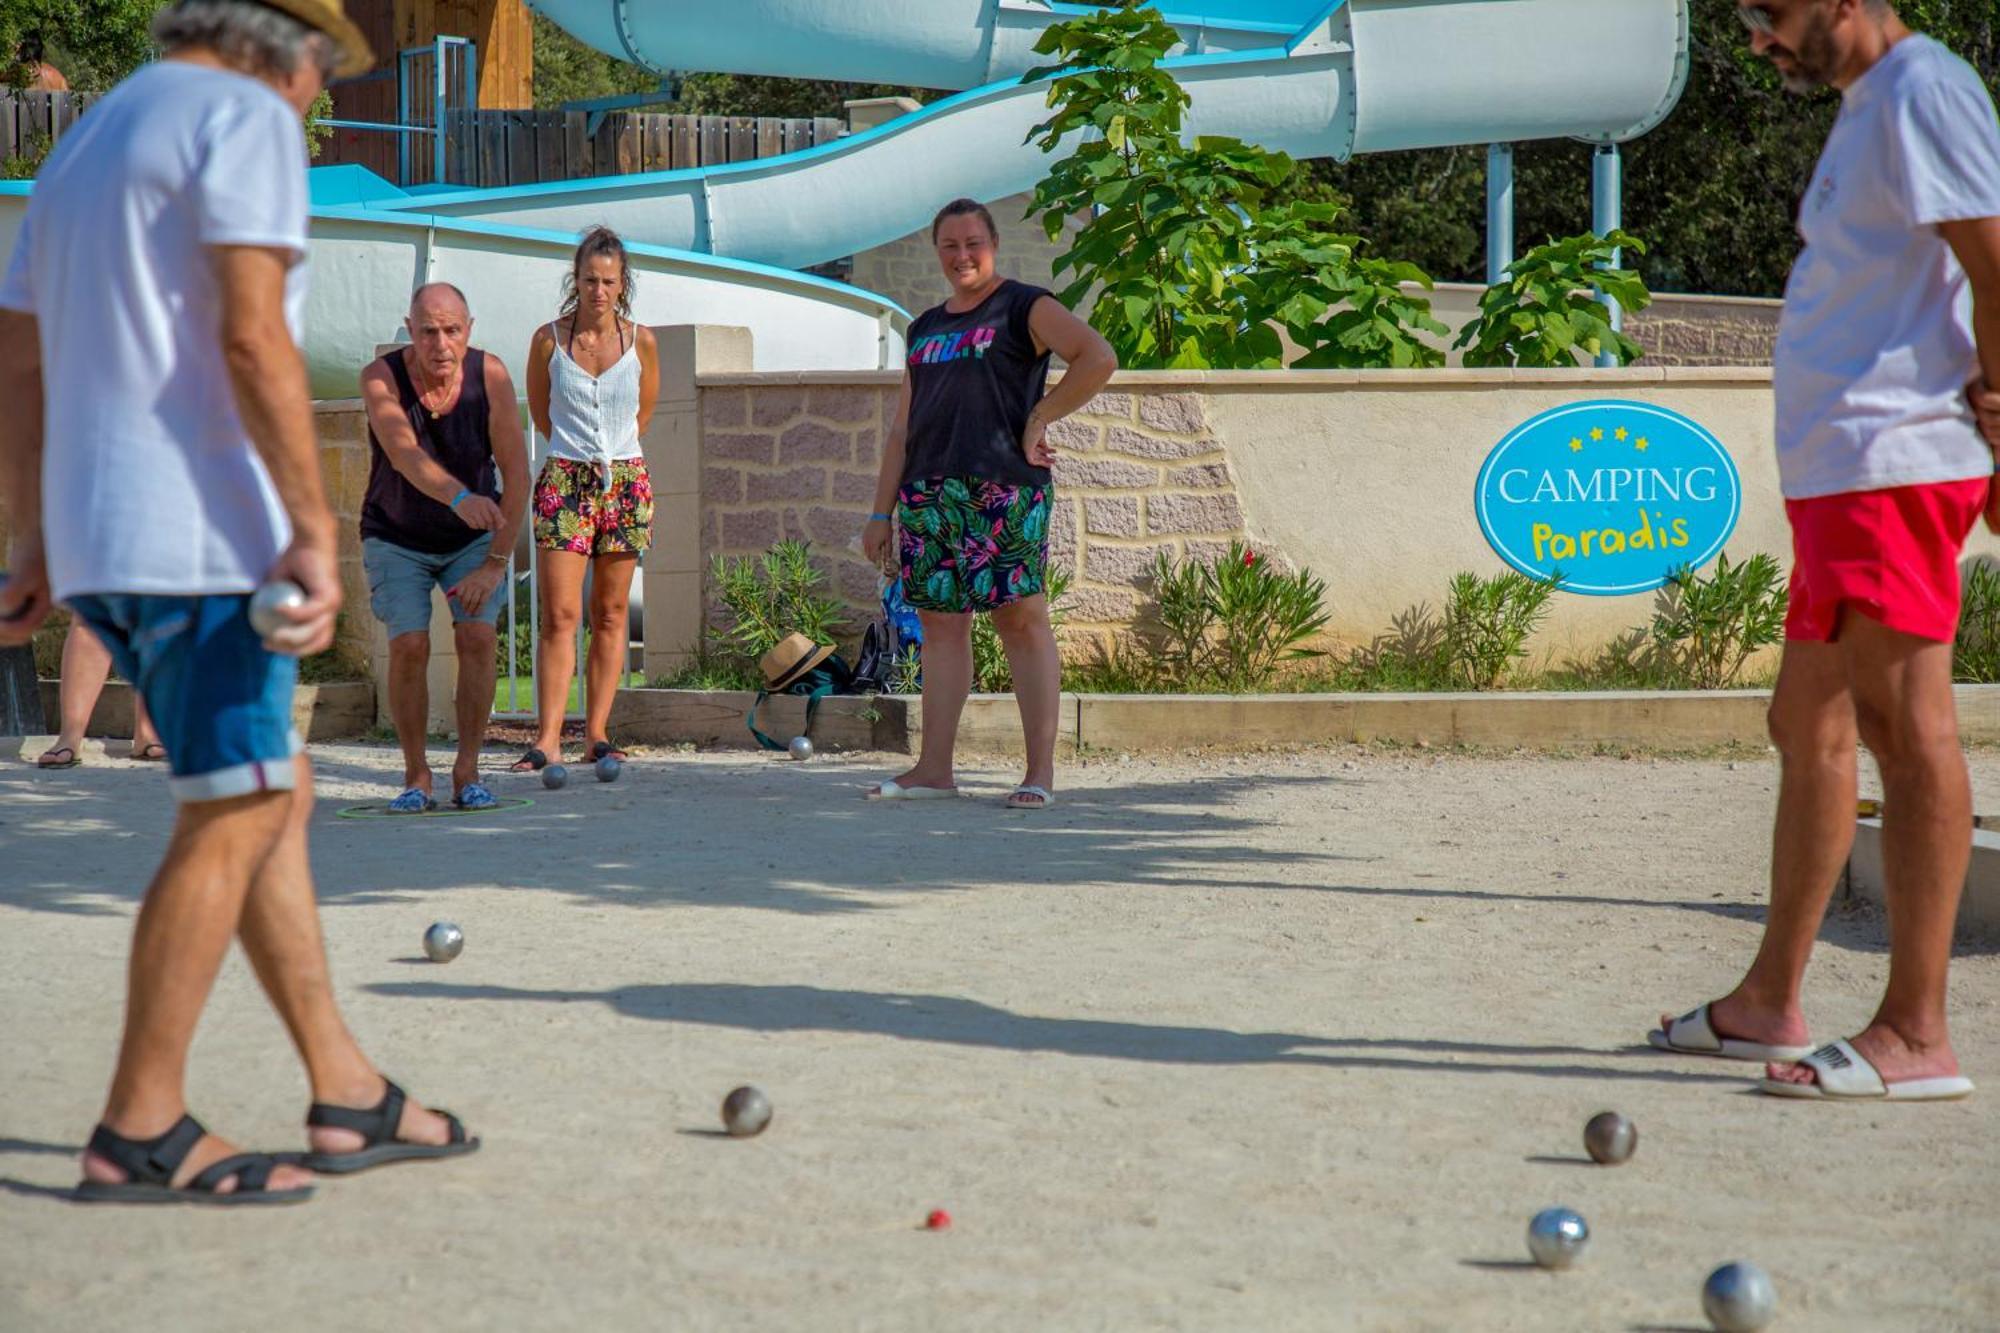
[323,36,476,188]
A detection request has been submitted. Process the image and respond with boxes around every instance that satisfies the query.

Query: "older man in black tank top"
[359,283,528,812]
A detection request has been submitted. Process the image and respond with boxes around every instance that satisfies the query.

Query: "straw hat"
[246,0,375,77]
[759,633,836,691]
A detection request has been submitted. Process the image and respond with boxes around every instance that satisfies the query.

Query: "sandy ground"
[1,737,1997,1332]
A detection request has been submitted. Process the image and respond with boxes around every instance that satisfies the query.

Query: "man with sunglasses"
[1649,2,2000,1101]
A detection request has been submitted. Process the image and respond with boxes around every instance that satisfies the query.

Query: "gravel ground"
[1,738,1996,1332]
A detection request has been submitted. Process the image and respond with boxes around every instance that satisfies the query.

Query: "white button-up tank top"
[544,320,643,468]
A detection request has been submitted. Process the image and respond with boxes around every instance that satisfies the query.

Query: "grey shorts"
[362,533,503,638]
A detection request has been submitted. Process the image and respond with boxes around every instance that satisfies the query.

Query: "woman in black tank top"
[859,199,1117,811]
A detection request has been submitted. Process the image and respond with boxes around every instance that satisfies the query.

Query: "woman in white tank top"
[515,226,661,772]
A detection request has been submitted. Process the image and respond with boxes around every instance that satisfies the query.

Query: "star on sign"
[1569,436,1584,452]
[1589,426,1605,441]
[1614,426,1629,441]
[1634,436,1650,452]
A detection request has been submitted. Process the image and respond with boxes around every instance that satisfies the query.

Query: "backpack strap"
[745,689,788,751]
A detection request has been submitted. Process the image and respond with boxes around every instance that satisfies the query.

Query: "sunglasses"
[1737,5,1777,35]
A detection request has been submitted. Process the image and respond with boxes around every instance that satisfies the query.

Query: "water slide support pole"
[1592,142,1623,368]
[1485,143,1513,287]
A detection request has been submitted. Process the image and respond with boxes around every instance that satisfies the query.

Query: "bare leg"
[583,554,636,751]
[386,629,433,797]
[47,622,113,758]
[130,694,162,758]
[1675,639,1855,1049]
[991,594,1060,798]
[882,610,971,792]
[1767,615,1969,1087]
[79,788,314,1192]
[529,549,587,762]
[450,620,497,793]
[233,754,452,1151]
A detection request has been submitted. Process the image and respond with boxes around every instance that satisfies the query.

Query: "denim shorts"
[66,593,301,804]
[362,533,502,638]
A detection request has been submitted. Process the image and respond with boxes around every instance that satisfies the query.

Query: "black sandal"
[75,1113,314,1206]
[590,740,628,762]
[508,748,548,773]
[288,1078,478,1175]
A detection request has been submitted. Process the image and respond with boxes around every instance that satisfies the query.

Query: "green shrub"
[1440,571,1559,689]
[1955,562,2000,684]
[1647,552,1786,689]
[649,647,762,691]
[707,540,848,666]
[1454,231,1651,368]
[1142,541,1331,691]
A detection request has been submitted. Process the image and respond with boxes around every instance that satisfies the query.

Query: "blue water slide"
[348,0,1687,271]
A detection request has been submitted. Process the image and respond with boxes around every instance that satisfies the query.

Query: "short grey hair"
[152,1,339,80]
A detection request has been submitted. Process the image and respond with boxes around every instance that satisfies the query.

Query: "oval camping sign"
[1473,399,1742,597]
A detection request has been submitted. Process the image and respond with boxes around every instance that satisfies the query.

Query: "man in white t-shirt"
[0,0,478,1202]
[1649,1,2000,1103]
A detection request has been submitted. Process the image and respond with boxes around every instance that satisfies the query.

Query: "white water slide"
[359,0,1691,272]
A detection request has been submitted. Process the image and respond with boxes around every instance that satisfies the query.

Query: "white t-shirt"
[0,61,309,600]
[1773,35,2000,500]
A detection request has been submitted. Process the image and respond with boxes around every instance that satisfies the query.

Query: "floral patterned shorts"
[896,476,1051,614]
[532,457,654,556]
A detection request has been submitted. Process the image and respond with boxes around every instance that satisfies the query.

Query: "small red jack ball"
[925,1209,951,1231]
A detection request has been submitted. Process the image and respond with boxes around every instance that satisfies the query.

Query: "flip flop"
[1647,1002,1813,1063]
[866,779,959,801]
[130,742,168,762]
[281,1077,479,1175]
[590,740,629,762]
[74,1113,313,1206]
[387,786,437,814]
[508,748,548,773]
[1760,1039,1976,1102]
[1006,785,1055,810]
[35,745,79,769]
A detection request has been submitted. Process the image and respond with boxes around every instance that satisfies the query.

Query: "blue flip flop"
[387,787,437,815]
[453,781,496,811]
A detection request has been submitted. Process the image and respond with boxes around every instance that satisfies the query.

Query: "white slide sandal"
[866,779,959,801]
[1005,785,1054,810]
[1647,1002,1814,1063]
[1760,1039,1975,1102]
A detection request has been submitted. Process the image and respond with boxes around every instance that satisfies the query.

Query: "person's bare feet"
[1763,1022,1960,1089]
[306,1075,457,1157]
[873,765,954,795]
[1659,988,1809,1052]
[81,1126,312,1194]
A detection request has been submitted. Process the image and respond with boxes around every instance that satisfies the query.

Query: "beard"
[1771,5,1842,93]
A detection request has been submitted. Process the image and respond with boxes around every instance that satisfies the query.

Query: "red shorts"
[1783,477,1990,643]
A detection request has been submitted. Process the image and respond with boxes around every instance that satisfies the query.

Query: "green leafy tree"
[0,0,162,93]
[1024,4,1444,370]
[1454,230,1651,367]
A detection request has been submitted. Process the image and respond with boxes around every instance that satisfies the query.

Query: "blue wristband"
[869,512,892,522]
[450,489,470,510]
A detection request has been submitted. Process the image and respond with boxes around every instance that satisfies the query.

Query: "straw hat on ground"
[760,633,836,691]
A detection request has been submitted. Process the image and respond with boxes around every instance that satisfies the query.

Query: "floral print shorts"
[896,475,1051,614]
[532,457,654,557]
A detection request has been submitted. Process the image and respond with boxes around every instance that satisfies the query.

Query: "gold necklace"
[410,357,459,419]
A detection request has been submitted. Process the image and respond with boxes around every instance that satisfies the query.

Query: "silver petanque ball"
[789,735,813,762]
[422,921,464,963]
[1583,1110,1638,1165]
[542,763,568,790]
[248,580,306,638]
[1526,1207,1589,1270]
[595,755,621,783]
[1702,1262,1776,1332]
[721,1085,772,1137]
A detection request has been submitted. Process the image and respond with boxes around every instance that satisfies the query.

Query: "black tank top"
[901,279,1053,487]
[360,348,499,555]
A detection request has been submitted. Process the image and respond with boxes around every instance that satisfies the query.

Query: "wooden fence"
[347,109,848,188]
[0,90,846,191]
[0,91,89,172]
